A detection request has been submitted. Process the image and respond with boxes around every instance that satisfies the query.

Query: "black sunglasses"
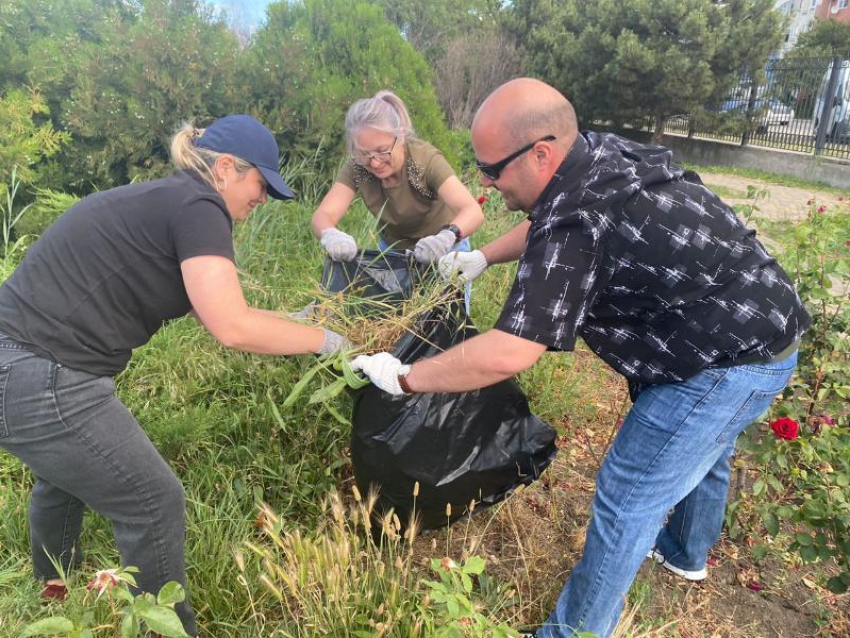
[475,135,556,180]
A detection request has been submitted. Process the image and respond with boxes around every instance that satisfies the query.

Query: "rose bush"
[730,197,850,595]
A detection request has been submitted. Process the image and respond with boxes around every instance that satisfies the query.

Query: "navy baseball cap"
[196,114,295,200]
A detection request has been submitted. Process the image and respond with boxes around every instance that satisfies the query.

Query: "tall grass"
[0,169,615,636]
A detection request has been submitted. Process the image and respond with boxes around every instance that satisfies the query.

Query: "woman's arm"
[181,255,326,355]
[311,182,356,238]
[437,175,484,239]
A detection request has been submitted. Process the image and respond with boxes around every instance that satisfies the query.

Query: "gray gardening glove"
[413,229,457,264]
[438,249,488,283]
[288,300,318,321]
[320,228,358,262]
[317,328,353,355]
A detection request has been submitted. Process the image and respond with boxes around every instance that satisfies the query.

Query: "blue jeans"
[378,236,473,315]
[540,352,798,637]
[0,335,196,636]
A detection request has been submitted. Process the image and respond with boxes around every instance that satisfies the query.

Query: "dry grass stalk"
[307,281,464,355]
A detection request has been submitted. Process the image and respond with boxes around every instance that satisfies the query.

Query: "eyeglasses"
[353,137,398,166]
[475,135,556,181]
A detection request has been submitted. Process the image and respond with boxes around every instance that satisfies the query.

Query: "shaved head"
[470,78,579,211]
[472,78,578,153]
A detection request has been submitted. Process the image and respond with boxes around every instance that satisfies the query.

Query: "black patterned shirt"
[494,131,810,386]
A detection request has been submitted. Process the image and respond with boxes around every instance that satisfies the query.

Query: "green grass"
[0,183,599,637]
[4,172,843,636]
[685,162,850,195]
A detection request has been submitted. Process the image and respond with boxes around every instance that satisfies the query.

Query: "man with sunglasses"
[352,78,808,636]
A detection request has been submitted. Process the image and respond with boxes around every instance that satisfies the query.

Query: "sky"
[207,0,276,30]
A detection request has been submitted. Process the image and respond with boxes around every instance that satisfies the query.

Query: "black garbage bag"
[351,304,558,529]
[321,249,423,307]
[322,250,557,529]
[323,250,558,530]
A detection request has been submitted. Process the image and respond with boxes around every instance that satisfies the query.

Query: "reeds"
[306,275,464,356]
[282,269,466,410]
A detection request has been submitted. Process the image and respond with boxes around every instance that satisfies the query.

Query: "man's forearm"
[403,329,547,393]
[480,220,531,265]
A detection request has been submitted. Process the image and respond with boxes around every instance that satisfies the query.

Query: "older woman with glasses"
[311,90,484,268]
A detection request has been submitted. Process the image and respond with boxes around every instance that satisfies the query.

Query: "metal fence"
[663,55,850,160]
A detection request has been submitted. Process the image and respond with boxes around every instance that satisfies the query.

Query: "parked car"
[813,60,850,143]
[717,97,794,134]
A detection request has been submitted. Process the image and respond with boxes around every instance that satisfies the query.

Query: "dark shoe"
[40,582,68,601]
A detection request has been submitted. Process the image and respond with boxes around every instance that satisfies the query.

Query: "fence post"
[815,56,843,155]
[741,82,759,147]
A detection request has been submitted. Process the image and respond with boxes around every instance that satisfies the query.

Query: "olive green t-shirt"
[336,138,456,249]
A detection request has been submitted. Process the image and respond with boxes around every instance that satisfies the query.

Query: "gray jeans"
[0,335,196,636]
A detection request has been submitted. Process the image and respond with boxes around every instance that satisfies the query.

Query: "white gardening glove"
[413,229,457,264]
[350,352,411,395]
[320,228,358,261]
[317,328,353,355]
[438,249,488,283]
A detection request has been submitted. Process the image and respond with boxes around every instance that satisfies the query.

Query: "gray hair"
[170,122,253,190]
[344,90,415,155]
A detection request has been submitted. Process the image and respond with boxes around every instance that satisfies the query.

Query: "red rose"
[821,413,836,426]
[477,195,488,205]
[817,205,827,214]
[770,417,799,441]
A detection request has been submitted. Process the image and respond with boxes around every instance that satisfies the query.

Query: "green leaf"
[282,362,325,408]
[796,533,814,546]
[19,617,75,636]
[308,377,347,404]
[138,606,189,637]
[827,576,848,594]
[460,571,473,593]
[157,582,185,606]
[446,597,460,617]
[121,613,140,638]
[763,513,779,537]
[464,556,485,575]
[752,543,769,560]
[801,545,818,563]
[776,505,795,519]
[753,478,766,497]
[768,476,784,495]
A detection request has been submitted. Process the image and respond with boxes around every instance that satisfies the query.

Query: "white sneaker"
[647,548,708,581]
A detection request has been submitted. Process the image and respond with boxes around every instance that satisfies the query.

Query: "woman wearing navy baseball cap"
[0,114,347,636]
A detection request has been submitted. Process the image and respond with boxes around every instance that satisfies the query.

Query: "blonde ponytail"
[169,121,252,190]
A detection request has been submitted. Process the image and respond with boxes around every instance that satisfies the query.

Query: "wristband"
[398,371,414,394]
[440,223,463,242]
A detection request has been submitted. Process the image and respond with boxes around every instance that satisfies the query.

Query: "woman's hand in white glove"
[413,229,457,264]
[320,228,358,261]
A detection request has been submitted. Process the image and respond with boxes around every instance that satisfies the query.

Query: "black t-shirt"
[495,132,810,386]
[0,170,234,376]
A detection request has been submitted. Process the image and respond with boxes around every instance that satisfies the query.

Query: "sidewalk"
[700,173,845,221]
